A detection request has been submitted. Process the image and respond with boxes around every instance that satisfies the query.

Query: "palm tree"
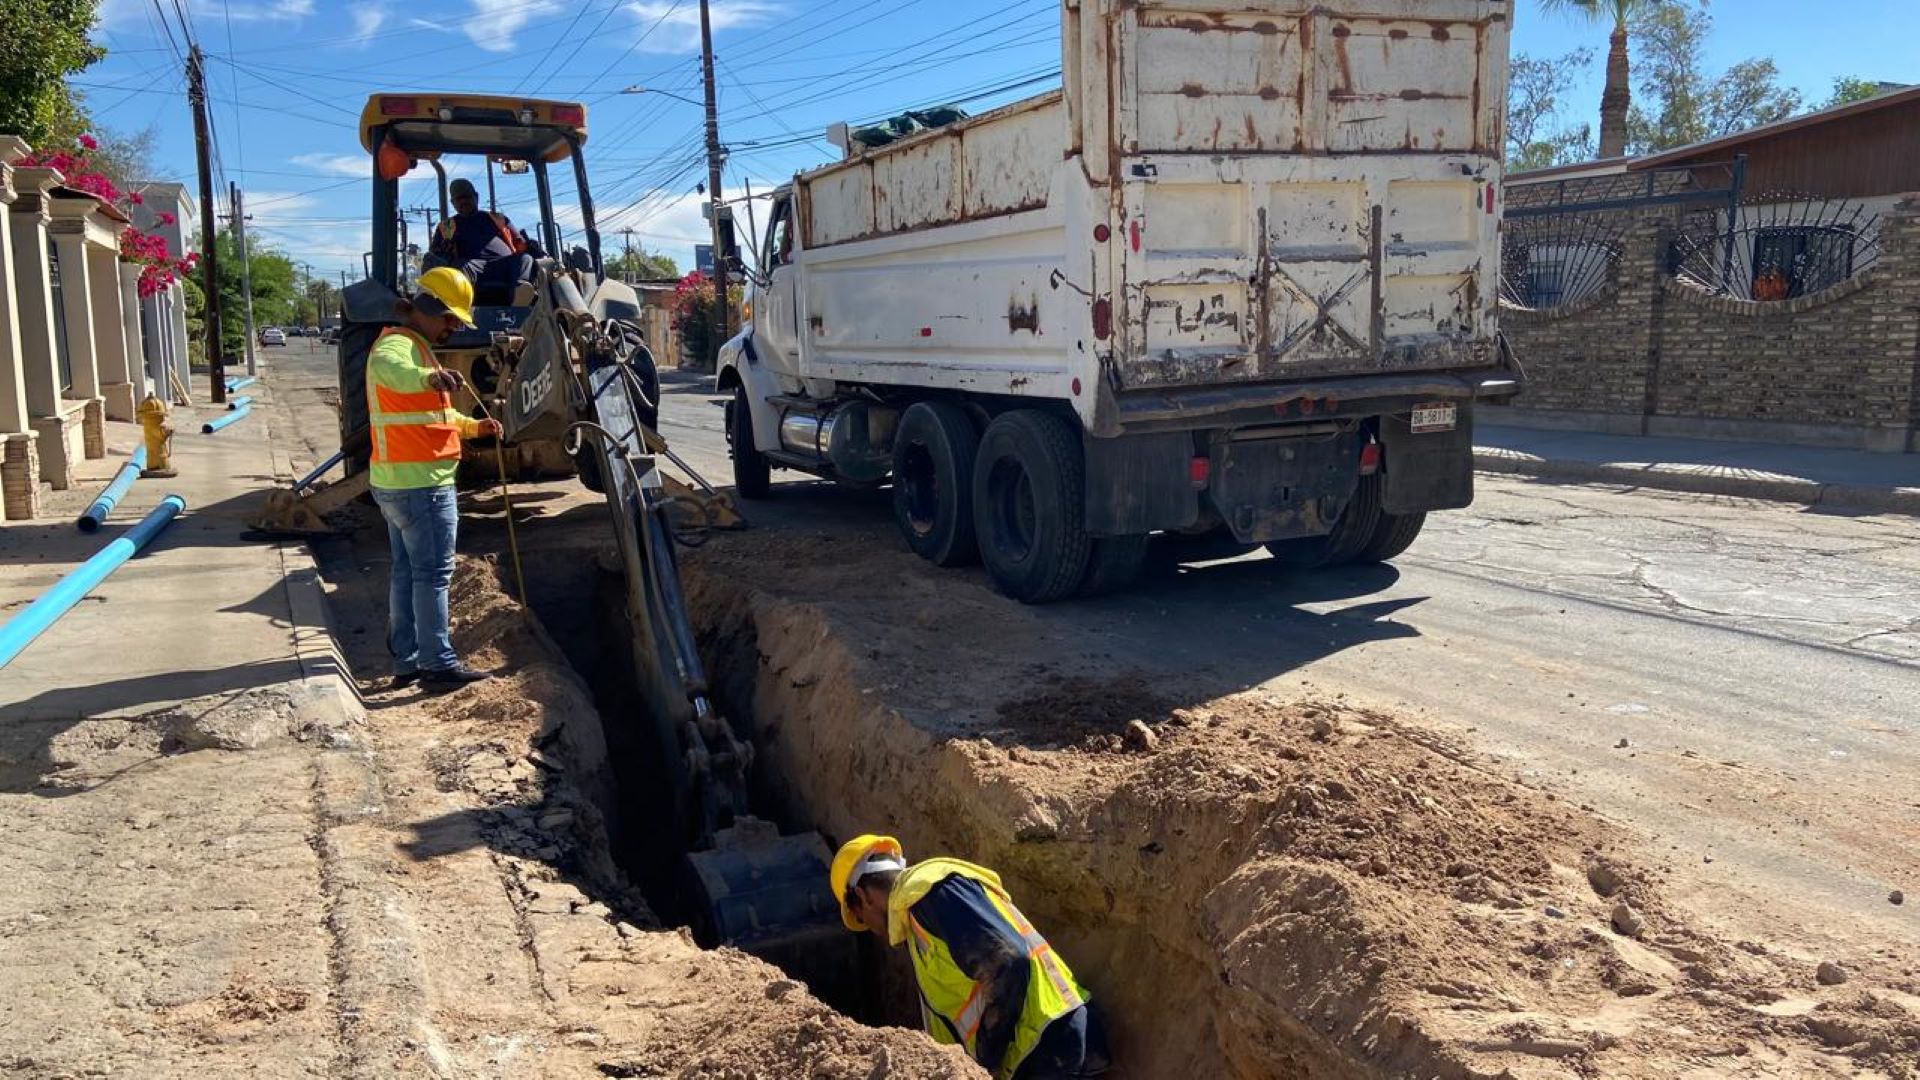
[1539,0,1687,159]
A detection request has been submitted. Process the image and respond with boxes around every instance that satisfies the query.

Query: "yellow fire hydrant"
[138,393,179,478]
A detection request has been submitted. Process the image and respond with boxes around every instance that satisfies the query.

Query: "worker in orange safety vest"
[367,266,500,690]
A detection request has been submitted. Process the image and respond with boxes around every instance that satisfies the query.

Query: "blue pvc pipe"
[227,395,253,411]
[203,404,252,434]
[0,495,187,670]
[293,449,345,492]
[75,445,149,534]
[225,376,258,392]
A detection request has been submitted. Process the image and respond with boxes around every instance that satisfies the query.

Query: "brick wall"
[1500,195,1920,452]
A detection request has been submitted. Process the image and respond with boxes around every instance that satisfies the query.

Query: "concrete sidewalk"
[1474,425,1920,514]
[0,374,353,721]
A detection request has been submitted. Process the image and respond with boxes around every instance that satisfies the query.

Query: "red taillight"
[1189,457,1211,488]
[1092,223,1110,243]
[380,97,418,116]
[551,104,585,125]
[1091,297,1111,341]
[1360,443,1382,475]
[1129,219,1142,252]
[1485,184,1496,214]
[919,327,932,337]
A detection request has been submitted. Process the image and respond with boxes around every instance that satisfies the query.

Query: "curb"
[260,386,368,731]
[1474,449,1920,516]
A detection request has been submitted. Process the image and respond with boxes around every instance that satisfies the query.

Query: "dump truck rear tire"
[728,388,772,499]
[1354,509,1426,563]
[892,401,980,567]
[973,410,1092,604]
[1079,534,1150,596]
[1266,473,1382,569]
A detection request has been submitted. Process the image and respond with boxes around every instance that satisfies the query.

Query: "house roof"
[1506,157,1633,184]
[1628,84,1920,170]
[50,185,131,224]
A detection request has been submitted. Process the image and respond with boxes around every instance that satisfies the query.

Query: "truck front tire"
[728,387,772,499]
[973,410,1092,604]
[892,401,980,567]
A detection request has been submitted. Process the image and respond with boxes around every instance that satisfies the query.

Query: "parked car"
[260,327,286,346]
[305,326,321,337]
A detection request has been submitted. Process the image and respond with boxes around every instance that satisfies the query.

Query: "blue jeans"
[373,485,459,674]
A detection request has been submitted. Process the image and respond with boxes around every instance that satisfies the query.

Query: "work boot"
[391,670,421,690]
[420,663,493,689]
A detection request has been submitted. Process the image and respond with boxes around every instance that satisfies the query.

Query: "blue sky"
[71,0,1916,280]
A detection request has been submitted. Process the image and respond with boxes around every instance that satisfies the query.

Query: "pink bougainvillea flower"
[78,134,98,150]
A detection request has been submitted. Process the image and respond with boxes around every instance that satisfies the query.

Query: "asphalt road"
[272,339,1919,954]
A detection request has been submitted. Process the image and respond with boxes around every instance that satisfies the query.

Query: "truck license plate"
[1410,402,1457,434]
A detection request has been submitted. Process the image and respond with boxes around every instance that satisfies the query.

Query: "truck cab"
[720,0,1520,603]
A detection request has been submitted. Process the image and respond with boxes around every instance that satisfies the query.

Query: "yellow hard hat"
[415,266,476,327]
[830,834,904,932]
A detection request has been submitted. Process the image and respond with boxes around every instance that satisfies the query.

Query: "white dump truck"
[719,0,1519,602]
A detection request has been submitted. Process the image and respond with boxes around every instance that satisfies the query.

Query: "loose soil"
[667,525,1920,1079]
[309,512,978,1079]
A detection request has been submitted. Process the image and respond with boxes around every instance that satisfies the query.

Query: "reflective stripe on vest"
[367,327,465,489]
[894,862,1087,1079]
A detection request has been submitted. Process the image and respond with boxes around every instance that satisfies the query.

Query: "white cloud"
[97,0,311,27]
[290,153,366,178]
[241,190,323,215]
[463,0,562,53]
[348,4,387,44]
[624,0,780,50]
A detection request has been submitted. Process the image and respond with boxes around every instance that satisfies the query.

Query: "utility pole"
[698,0,730,361]
[228,181,258,375]
[188,45,226,405]
[339,270,347,323]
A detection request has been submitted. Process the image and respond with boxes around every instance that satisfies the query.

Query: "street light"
[621,86,703,107]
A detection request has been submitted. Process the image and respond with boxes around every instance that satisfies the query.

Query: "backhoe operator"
[429,178,534,297]
[833,836,1109,1080]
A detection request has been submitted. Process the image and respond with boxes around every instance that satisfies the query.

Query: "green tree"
[212,230,298,356]
[1823,77,1902,109]
[1538,0,1693,159]
[0,0,104,145]
[608,245,679,280]
[1507,48,1598,170]
[1623,5,1801,153]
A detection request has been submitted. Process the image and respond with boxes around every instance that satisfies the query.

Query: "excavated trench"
[516,546,892,1026]
[517,540,1387,1078]
[505,522,1896,1080]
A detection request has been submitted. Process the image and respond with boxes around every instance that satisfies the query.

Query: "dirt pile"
[679,532,1920,1079]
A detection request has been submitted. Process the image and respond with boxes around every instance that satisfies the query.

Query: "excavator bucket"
[247,472,370,537]
[686,820,854,1006]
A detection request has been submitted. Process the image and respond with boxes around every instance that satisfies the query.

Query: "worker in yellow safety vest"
[368,266,500,690]
[833,836,1110,1079]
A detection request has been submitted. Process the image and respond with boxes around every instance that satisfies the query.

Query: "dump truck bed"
[785,0,1511,429]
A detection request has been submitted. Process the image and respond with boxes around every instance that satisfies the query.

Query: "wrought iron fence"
[1500,213,1627,311]
[1669,194,1882,302]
